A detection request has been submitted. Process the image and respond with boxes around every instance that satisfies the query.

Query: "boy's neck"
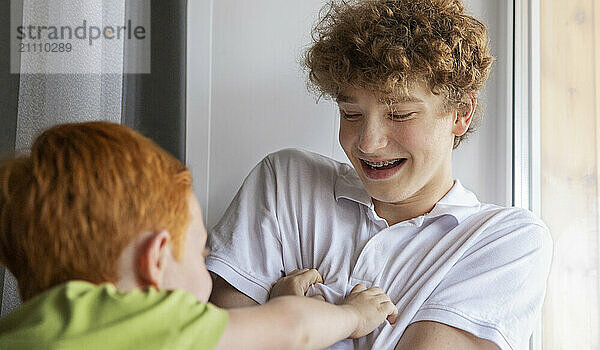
[373,176,454,227]
[115,231,151,293]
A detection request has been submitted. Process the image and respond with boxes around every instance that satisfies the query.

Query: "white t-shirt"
[206,148,552,350]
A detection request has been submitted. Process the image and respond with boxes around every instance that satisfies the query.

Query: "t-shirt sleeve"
[177,300,229,350]
[45,284,229,350]
[411,217,553,350]
[147,290,227,350]
[206,156,283,304]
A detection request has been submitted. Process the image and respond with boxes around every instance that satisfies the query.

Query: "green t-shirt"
[0,281,228,349]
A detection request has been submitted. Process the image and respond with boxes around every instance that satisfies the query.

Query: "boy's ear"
[452,93,477,137]
[137,230,172,289]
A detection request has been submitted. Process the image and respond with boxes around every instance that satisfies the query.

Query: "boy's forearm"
[218,296,358,350]
[270,296,359,348]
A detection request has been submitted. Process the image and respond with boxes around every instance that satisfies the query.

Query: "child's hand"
[342,284,398,338]
[269,268,324,300]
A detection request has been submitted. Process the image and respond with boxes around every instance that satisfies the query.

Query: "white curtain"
[1,0,186,316]
[2,0,126,315]
[15,0,126,151]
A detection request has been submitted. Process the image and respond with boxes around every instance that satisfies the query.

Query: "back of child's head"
[0,122,192,300]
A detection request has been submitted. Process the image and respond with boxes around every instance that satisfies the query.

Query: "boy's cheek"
[194,263,213,302]
[198,269,213,302]
[203,278,213,302]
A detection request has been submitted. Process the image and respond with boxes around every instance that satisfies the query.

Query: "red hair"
[0,122,192,300]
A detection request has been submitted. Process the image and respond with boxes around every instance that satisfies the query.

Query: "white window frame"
[512,0,542,349]
[513,0,541,214]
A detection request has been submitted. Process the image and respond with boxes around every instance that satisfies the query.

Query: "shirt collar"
[334,169,480,224]
[334,167,373,207]
[425,179,481,223]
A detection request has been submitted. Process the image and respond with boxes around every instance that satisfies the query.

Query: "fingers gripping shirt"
[206,148,553,350]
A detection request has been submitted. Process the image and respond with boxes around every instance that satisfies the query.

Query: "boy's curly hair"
[304,0,494,147]
[0,122,192,300]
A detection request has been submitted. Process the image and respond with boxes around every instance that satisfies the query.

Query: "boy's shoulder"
[263,148,354,186]
[462,202,552,259]
[260,148,362,200]
[476,202,549,231]
[0,282,228,350]
[265,148,351,174]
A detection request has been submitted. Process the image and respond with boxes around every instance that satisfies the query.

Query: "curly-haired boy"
[207,1,552,349]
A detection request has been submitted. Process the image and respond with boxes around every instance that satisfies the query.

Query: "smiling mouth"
[361,158,407,170]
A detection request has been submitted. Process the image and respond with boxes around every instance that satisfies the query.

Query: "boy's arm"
[215,284,398,350]
[210,268,323,307]
[209,274,258,308]
[395,321,500,350]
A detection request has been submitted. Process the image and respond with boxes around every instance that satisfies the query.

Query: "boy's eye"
[341,112,362,120]
[388,112,415,121]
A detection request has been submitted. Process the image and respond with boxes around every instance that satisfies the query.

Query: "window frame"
[512,0,543,349]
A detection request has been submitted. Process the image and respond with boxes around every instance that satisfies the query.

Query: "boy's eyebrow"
[336,94,424,104]
[379,96,424,104]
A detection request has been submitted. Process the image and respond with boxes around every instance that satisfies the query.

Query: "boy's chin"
[367,187,410,204]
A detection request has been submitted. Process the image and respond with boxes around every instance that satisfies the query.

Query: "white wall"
[188,0,513,229]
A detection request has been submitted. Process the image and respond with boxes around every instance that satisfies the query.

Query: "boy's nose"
[358,118,388,154]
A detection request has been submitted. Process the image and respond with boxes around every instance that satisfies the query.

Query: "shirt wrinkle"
[265,155,285,250]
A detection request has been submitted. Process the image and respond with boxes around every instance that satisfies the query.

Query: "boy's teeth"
[364,159,401,168]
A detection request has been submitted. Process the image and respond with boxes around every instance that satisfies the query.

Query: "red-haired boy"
[0,122,397,349]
